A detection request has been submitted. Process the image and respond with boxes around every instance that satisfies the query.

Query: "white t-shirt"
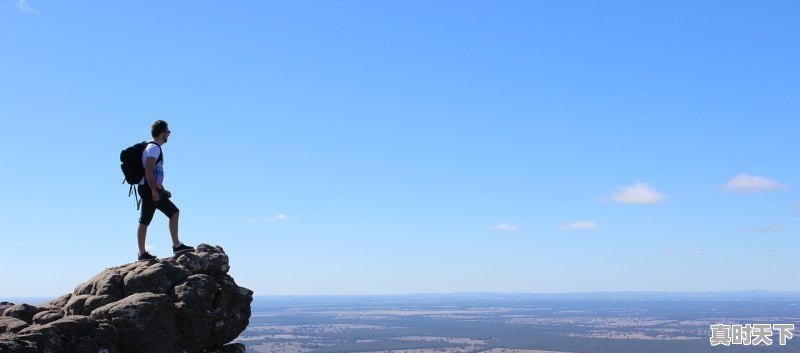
[138,142,164,186]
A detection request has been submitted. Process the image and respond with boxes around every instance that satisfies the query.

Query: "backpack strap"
[129,184,142,210]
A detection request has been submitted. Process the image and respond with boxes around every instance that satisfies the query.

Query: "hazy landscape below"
[237,292,800,353]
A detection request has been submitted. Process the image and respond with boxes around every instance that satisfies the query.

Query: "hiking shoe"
[172,243,194,254]
[138,251,157,261]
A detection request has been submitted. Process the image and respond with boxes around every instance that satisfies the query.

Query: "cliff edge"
[0,244,253,353]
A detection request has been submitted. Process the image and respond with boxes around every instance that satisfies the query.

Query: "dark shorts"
[138,185,179,226]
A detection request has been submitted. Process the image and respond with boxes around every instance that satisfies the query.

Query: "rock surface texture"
[0,244,252,353]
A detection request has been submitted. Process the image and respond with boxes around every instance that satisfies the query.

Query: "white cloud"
[492,223,518,231]
[661,249,703,256]
[16,0,40,15]
[612,182,666,204]
[722,174,788,193]
[561,220,599,231]
[661,249,679,256]
[246,214,288,223]
[268,214,289,222]
[737,225,785,233]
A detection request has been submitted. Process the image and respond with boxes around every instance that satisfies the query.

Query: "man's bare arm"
[144,157,160,201]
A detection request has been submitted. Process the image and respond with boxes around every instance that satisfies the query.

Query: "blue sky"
[1,1,799,297]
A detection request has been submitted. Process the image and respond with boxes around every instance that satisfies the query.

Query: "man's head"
[151,120,171,144]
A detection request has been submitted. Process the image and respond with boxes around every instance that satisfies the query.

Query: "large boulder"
[2,304,39,325]
[0,243,252,353]
[0,316,29,334]
[14,315,117,353]
[91,293,175,353]
[31,310,64,325]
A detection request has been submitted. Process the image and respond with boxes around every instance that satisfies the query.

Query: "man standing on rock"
[137,120,194,261]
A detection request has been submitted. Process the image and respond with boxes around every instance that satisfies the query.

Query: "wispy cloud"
[661,249,704,256]
[245,213,289,224]
[722,174,788,193]
[612,182,666,204]
[16,0,40,15]
[561,220,599,231]
[661,249,679,256]
[492,223,518,232]
[268,214,289,222]
[736,225,785,233]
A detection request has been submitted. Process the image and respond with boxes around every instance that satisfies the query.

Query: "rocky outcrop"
[0,244,252,353]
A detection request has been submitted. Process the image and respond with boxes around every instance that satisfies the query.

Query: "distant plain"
[236,292,800,353]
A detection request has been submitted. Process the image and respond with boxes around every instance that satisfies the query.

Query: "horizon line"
[253,290,800,297]
[5,289,800,303]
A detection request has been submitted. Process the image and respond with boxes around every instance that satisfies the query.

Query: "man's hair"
[151,120,169,138]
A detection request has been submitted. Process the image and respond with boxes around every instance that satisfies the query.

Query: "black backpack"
[120,141,163,208]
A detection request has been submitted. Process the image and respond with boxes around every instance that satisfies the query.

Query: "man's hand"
[152,189,160,202]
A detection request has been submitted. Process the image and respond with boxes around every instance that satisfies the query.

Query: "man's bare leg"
[170,211,180,247]
[137,223,148,254]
